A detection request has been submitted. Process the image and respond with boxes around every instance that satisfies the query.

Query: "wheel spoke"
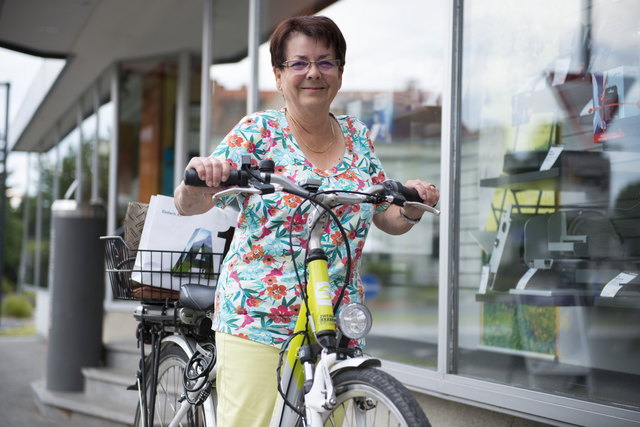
[321,368,430,427]
[135,346,212,427]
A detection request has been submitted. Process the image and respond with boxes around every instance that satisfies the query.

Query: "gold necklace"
[286,109,336,154]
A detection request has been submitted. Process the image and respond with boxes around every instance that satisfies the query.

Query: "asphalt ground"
[0,332,68,427]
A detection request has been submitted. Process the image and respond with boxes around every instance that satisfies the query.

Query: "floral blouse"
[211,109,388,348]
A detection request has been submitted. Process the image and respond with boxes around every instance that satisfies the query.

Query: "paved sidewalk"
[0,335,70,427]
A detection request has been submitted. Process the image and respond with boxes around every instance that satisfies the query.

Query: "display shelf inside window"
[472,63,640,308]
[475,143,638,306]
[473,205,632,307]
[479,148,610,194]
[473,188,639,307]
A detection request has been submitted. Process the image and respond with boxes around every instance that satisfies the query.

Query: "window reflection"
[98,101,113,203]
[458,0,640,408]
[57,129,78,199]
[118,58,179,225]
[19,154,39,286]
[80,113,95,203]
[329,0,444,368]
[35,151,56,289]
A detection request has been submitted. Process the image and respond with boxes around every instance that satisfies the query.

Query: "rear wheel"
[134,344,214,427]
[323,368,430,427]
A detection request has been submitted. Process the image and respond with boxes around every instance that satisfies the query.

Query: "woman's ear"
[274,67,282,91]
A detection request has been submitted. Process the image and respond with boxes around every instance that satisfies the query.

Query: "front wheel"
[134,344,214,427]
[324,368,430,427]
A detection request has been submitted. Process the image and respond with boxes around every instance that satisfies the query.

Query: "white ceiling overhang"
[0,0,335,152]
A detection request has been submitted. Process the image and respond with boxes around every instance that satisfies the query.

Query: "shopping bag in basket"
[131,194,237,297]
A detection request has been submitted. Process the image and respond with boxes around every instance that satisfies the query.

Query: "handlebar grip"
[397,184,422,203]
[184,169,242,187]
[382,180,424,204]
[184,169,206,186]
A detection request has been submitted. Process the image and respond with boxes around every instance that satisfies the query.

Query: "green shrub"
[1,293,34,318]
[2,278,15,295]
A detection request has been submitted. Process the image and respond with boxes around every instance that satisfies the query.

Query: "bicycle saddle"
[179,284,216,311]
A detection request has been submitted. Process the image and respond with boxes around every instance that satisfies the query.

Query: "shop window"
[19,154,42,287]
[457,0,640,409]
[98,101,113,203]
[58,128,78,198]
[80,112,95,203]
[118,58,179,225]
[37,151,56,289]
[327,0,444,368]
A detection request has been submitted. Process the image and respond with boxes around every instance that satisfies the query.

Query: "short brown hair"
[269,16,346,70]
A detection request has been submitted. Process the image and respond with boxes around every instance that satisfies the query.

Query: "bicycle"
[101,236,224,427]
[104,154,439,426]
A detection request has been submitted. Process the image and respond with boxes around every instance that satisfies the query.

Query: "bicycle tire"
[134,344,214,427]
[323,367,431,427]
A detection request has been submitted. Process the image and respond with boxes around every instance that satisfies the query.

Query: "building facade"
[3,0,640,425]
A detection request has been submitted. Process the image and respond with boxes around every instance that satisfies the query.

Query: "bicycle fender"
[161,335,196,358]
[328,355,381,375]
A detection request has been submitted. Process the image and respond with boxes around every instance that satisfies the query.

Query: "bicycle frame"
[270,194,382,427]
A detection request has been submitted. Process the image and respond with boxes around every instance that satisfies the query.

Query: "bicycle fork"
[302,349,336,424]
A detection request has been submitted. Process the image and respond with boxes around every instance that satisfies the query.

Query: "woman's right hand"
[174,156,231,215]
[185,156,232,189]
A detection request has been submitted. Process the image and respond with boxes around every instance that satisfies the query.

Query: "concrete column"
[200,0,214,157]
[247,0,261,114]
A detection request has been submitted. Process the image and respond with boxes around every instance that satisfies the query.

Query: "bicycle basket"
[101,236,225,302]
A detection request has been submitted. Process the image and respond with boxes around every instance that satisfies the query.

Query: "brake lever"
[211,187,262,204]
[404,201,440,216]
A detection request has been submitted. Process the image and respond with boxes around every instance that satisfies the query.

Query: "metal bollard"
[46,200,106,392]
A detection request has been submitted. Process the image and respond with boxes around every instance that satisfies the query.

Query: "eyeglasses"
[281,59,341,73]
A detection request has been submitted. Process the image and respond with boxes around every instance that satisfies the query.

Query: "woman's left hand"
[373,179,440,234]
[402,180,440,219]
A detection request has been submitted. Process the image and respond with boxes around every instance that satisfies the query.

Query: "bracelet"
[399,207,421,225]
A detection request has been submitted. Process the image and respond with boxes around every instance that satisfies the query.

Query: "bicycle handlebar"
[184,156,439,215]
[185,168,244,187]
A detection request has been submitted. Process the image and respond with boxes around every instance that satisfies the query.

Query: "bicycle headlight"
[336,303,372,340]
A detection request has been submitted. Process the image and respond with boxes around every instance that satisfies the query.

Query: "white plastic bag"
[131,195,237,294]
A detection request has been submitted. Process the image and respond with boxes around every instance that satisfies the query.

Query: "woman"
[174,15,439,427]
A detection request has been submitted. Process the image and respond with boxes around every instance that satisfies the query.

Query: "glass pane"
[98,101,113,203]
[80,112,95,202]
[209,66,249,150]
[58,128,78,199]
[118,58,178,224]
[34,153,52,288]
[327,0,444,368]
[457,0,640,409]
[20,154,39,286]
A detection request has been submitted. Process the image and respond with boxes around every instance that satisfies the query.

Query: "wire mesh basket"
[101,236,225,302]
